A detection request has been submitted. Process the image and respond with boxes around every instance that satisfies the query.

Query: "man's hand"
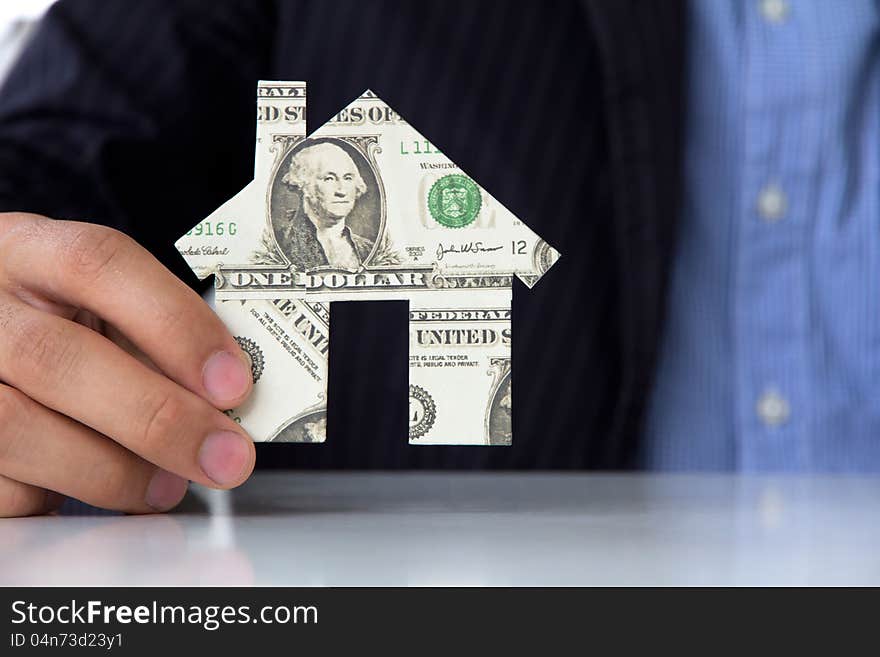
[0,213,255,516]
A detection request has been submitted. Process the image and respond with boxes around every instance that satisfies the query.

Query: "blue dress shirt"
[643,0,880,471]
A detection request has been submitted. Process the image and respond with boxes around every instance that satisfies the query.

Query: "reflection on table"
[2,473,879,586]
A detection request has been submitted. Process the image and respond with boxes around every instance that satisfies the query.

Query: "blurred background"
[0,0,52,83]
[2,1,880,477]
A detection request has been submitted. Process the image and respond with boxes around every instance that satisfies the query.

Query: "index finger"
[0,215,252,409]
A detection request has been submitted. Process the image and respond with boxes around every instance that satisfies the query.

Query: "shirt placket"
[735,1,818,470]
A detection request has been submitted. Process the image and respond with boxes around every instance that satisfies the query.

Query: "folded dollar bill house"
[176,82,559,445]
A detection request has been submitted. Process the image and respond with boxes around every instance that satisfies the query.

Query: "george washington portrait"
[271,138,384,272]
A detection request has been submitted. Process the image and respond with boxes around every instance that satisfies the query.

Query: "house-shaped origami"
[176,82,559,445]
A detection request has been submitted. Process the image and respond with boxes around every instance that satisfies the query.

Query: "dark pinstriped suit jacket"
[0,0,686,469]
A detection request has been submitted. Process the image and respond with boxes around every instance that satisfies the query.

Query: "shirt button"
[757,389,790,428]
[757,184,787,222]
[760,0,789,23]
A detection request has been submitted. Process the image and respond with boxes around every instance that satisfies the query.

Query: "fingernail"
[203,350,251,404]
[145,469,188,511]
[198,431,252,486]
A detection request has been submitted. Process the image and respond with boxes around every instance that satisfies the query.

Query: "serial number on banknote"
[185,221,237,237]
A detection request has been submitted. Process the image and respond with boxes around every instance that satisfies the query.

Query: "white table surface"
[2,472,879,586]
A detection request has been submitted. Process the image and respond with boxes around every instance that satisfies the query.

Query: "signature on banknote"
[435,242,504,261]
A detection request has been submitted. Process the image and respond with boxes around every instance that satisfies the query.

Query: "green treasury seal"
[427,174,482,228]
